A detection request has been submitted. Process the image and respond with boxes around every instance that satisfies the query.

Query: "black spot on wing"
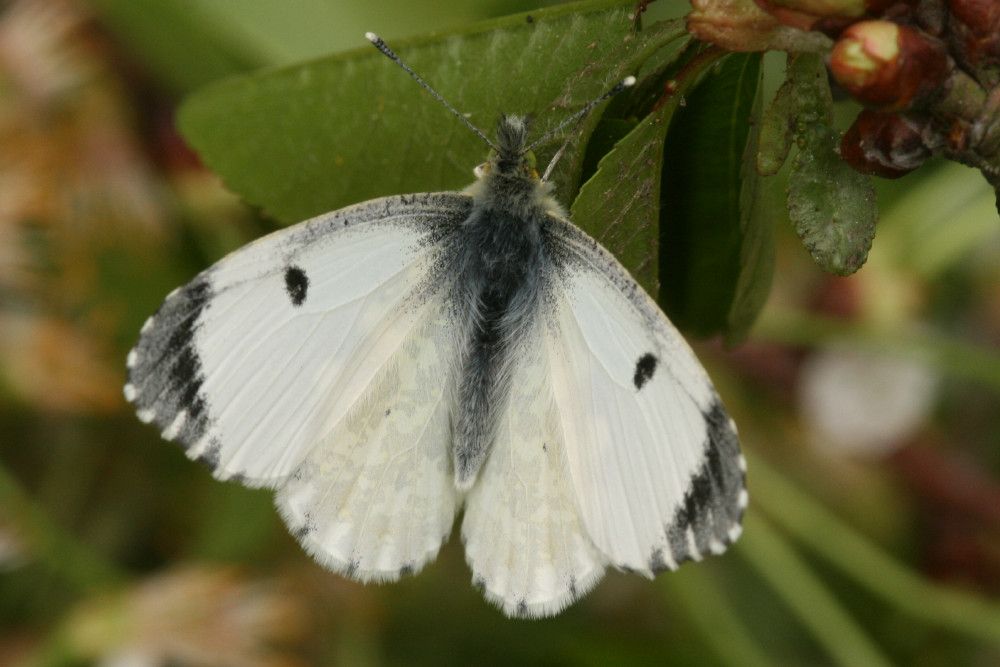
[665,396,745,566]
[516,599,528,617]
[284,265,308,306]
[633,353,658,390]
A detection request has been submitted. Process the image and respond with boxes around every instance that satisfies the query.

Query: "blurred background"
[1,0,999,665]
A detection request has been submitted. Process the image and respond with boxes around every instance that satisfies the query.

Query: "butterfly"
[125,33,747,618]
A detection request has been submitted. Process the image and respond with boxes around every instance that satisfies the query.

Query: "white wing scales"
[542,214,746,576]
[457,211,745,617]
[276,302,460,581]
[461,327,606,617]
[127,186,745,615]
[126,193,472,488]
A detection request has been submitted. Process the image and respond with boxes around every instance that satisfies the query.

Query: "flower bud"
[763,0,866,19]
[947,0,1000,68]
[688,0,834,52]
[829,21,950,110]
[840,109,931,177]
[753,0,905,34]
[753,0,842,31]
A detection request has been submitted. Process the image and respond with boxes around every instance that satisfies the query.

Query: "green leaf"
[788,124,877,276]
[785,52,832,126]
[659,52,765,338]
[576,117,639,186]
[184,0,553,66]
[178,2,684,224]
[756,75,795,176]
[728,77,775,344]
[90,0,540,92]
[570,103,671,295]
[781,53,877,276]
[569,35,692,296]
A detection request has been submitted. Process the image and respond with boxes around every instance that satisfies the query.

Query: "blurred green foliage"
[1,0,999,665]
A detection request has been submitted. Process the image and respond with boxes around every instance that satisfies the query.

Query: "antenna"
[527,75,636,152]
[366,32,497,151]
[536,75,636,182]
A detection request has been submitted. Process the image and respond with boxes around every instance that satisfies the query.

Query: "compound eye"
[473,162,491,178]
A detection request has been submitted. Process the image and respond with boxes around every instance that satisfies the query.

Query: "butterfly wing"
[541,213,747,576]
[462,216,746,617]
[275,292,461,581]
[461,323,607,617]
[459,212,746,617]
[128,192,473,580]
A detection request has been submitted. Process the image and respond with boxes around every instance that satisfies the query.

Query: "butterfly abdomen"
[452,202,548,490]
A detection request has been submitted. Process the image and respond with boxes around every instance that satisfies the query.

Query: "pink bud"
[829,21,950,110]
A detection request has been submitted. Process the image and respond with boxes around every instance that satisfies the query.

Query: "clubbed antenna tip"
[528,74,639,153]
[535,74,639,181]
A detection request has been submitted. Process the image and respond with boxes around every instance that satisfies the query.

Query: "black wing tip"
[127,276,215,448]
[655,395,746,567]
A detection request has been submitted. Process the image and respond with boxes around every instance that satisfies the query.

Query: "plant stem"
[0,458,124,593]
[748,450,1000,644]
[738,510,893,667]
[664,568,772,667]
[753,309,1000,394]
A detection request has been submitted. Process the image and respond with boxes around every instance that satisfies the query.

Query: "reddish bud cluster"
[688,0,1000,183]
[839,109,931,177]
[824,2,1000,180]
[752,0,902,34]
[688,0,1000,182]
[947,0,1000,70]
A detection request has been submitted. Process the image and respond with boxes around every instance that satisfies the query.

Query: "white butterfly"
[125,33,747,618]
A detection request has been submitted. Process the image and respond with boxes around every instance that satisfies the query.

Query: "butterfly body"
[452,115,557,488]
[127,89,746,619]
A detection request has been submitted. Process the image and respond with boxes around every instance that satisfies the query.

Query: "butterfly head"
[473,115,539,182]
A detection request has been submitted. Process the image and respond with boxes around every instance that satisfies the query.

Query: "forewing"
[125,192,472,487]
[542,214,747,576]
[462,323,606,618]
